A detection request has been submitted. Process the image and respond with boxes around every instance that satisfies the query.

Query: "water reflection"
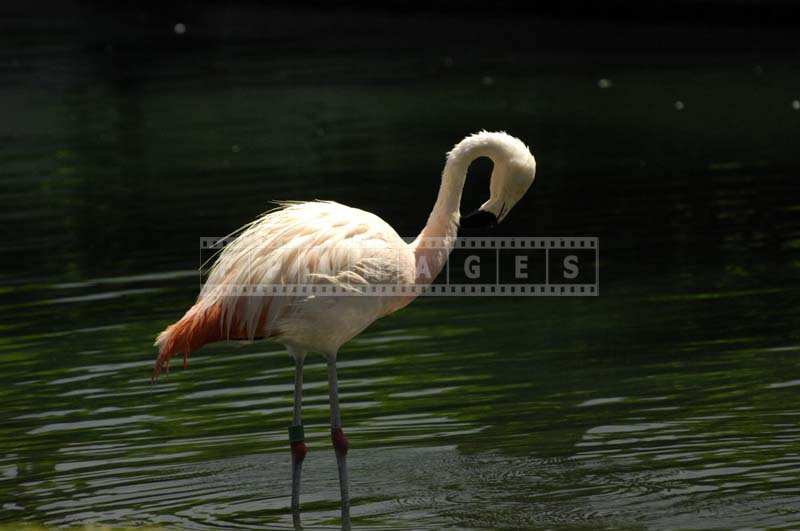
[2,271,799,528]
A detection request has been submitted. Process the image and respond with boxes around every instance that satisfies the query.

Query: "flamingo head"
[461,143,536,228]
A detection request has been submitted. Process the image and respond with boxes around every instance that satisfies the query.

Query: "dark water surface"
[2,8,800,530]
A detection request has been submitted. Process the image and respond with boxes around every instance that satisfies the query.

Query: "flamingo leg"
[327,357,350,526]
[289,350,307,512]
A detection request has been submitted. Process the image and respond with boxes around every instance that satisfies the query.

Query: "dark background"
[3,0,800,286]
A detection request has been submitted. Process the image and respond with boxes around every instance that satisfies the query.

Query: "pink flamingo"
[153,131,536,523]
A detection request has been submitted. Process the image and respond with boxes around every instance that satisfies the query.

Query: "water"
[2,7,800,529]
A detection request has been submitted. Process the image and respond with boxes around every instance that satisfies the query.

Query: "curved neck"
[411,132,513,283]
[417,133,512,242]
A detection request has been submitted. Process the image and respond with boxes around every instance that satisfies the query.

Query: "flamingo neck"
[411,132,513,283]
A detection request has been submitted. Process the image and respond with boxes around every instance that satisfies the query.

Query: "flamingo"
[152,131,536,523]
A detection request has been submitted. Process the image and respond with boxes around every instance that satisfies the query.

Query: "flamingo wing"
[153,201,412,380]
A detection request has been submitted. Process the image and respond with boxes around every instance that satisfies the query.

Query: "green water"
[2,8,800,530]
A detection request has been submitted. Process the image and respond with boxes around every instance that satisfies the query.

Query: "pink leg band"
[291,441,308,464]
[332,427,349,457]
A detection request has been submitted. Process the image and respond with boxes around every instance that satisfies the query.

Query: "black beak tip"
[460,209,498,229]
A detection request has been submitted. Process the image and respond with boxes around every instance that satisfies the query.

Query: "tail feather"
[152,303,224,382]
[152,298,275,382]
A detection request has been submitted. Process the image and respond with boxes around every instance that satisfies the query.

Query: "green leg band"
[289,424,305,443]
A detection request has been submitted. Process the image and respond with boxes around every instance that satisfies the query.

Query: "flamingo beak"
[460,209,498,229]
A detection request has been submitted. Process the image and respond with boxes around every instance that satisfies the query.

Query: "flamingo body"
[154,200,416,375]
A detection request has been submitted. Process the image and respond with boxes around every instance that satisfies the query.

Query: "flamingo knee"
[291,440,308,463]
[332,427,349,457]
